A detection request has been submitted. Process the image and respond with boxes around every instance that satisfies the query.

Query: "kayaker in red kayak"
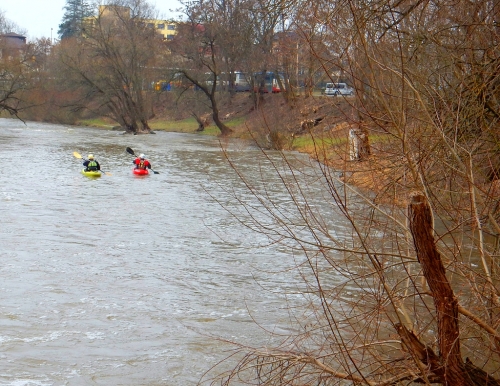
[83,154,101,172]
[133,154,152,171]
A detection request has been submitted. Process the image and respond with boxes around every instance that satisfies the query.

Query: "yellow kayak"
[81,169,102,178]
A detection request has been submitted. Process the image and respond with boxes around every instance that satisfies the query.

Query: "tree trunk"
[349,127,370,161]
[139,119,152,133]
[128,121,138,134]
[396,323,500,385]
[209,94,233,136]
[212,113,233,136]
[402,192,500,386]
[192,113,209,132]
[179,71,233,136]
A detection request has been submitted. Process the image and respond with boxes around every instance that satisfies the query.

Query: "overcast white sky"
[1,0,183,40]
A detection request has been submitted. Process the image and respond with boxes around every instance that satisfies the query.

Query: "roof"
[1,32,26,38]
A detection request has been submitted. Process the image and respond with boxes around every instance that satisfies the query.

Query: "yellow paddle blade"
[103,171,112,176]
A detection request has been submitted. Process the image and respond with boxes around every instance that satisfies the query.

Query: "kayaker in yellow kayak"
[83,154,101,172]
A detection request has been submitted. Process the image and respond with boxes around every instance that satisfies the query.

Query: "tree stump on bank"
[348,126,370,161]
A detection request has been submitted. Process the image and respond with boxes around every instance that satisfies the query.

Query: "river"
[0,118,323,386]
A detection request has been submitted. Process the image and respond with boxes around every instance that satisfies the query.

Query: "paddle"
[73,152,112,176]
[126,147,160,174]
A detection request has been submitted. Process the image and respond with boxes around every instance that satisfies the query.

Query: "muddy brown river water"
[0,118,337,385]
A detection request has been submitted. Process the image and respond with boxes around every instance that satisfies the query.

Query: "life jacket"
[87,160,98,171]
[138,160,146,169]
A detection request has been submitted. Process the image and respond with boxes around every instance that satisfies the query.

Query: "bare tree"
[242,0,296,107]
[0,9,27,35]
[55,0,164,134]
[199,0,500,383]
[168,19,234,136]
[0,40,42,118]
[0,9,33,117]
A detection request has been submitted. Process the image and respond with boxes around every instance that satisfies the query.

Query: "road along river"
[0,118,339,385]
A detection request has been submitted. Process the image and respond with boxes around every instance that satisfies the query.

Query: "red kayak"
[133,168,149,175]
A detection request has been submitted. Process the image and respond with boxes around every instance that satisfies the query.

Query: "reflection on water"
[0,118,333,385]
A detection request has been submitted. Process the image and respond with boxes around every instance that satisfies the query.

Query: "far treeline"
[2,0,500,385]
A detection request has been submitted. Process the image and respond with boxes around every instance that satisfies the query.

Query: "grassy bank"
[77,115,247,136]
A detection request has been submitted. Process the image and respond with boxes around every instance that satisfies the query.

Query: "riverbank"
[173,92,397,205]
[127,92,387,201]
[75,91,394,204]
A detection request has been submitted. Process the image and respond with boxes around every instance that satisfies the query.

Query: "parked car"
[325,82,354,96]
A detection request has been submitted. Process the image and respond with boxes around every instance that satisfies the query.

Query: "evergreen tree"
[58,0,93,40]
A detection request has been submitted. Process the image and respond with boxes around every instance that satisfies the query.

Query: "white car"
[325,82,354,96]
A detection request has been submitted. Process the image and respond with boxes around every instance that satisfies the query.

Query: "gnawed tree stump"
[192,112,210,132]
[349,126,370,161]
[399,192,500,386]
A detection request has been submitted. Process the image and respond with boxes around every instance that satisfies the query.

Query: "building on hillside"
[82,5,128,35]
[99,4,131,19]
[0,33,27,60]
[142,20,177,40]
[91,5,177,40]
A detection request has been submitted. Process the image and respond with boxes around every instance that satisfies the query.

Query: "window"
[147,23,154,28]
[167,34,175,40]
[167,25,176,30]
[157,24,165,29]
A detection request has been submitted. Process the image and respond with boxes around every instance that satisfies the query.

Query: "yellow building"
[99,4,131,19]
[93,5,177,40]
[140,19,177,40]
